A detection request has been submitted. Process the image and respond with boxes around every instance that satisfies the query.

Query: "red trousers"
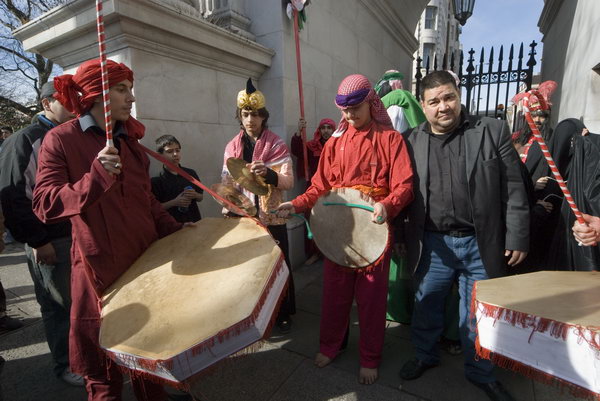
[85,362,167,401]
[319,249,391,368]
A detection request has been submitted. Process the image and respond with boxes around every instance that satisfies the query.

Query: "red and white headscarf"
[53,59,144,139]
[306,118,336,156]
[333,74,393,136]
[512,80,558,112]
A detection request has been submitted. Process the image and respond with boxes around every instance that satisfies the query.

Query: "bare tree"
[0,0,67,129]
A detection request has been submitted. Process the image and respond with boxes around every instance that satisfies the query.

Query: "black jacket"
[0,117,70,247]
[402,114,530,278]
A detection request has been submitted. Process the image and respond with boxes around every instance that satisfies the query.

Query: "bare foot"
[314,352,332,368]
[358,366,378,385]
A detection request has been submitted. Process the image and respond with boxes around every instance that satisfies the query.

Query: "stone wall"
[14,0,428,265]
[539,0,600,133]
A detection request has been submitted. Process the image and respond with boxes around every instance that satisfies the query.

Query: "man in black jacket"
[0,81,83,386]
[399,71,529,401]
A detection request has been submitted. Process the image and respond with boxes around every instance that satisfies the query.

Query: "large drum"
[310,188,390,269]
[99,217,288,384]
[473,271,600,398]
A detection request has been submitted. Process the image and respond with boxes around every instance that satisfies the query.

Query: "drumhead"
[311,188,389,268]
[100,217,284,361]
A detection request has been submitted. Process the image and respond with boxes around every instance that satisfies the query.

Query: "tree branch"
[0,94,36,117]
[0,43,36,67]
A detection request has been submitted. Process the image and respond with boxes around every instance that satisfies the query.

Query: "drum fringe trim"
[471,284,600,352]
[475,339,600,401]
[107,253,288,386]
[471,283,600,401]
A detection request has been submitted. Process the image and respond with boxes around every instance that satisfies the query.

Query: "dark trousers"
[85,362,167,401]
[267,224,296,319]
[0,281,6,316]
[24,237,72,376]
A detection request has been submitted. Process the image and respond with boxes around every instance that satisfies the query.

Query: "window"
[425,6,437,30]
[423,43,435,67]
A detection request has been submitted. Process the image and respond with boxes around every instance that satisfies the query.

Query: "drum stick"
[269,210,313,240]
[522,91,584,225]
[323,202,375,213]
[95,0,114,148]
[291,213,313,240]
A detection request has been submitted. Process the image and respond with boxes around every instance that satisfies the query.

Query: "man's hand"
[275,202,295,218]
[174,191,193,207]
[505,249,527,266]
[295,118,307,136]
[536,200,553,213]
[572,213,600,246]
[162,191,192,210]
[33,242,57,265]
[183,188,203,202]
[97,146,121,175]
[534,176,549,191]
[371,202,387,224]
[247,160,267,177]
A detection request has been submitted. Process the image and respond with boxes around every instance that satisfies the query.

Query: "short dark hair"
[155,135,181,153]
[420,70,459,100]
[236,107,270,130]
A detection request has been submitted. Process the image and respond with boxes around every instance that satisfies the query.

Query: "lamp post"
[453,0,475,26]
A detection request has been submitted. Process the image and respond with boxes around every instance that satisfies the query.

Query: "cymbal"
[226,157,269,196]
[211,183,257,216]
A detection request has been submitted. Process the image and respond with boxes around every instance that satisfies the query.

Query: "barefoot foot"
[314,352,332,368]
[358,366,378,385]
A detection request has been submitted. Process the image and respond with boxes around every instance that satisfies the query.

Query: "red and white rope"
[95,0,114,147]
[522,90,584,225]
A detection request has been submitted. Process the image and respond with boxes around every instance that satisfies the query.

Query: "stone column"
[201,0,255,40]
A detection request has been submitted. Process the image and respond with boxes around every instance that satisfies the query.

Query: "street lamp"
[453,0,475,26]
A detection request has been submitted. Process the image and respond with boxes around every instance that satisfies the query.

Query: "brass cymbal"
[211,183,257,216]
[226,157,269,196]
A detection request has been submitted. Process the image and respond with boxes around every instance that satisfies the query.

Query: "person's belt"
[442,230,475,238]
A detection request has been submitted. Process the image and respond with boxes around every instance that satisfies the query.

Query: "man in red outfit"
[277,74,413,384]
[33,59,186,401]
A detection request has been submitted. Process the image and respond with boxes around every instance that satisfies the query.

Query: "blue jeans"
[411,231,495,384]
[25,237,72,376]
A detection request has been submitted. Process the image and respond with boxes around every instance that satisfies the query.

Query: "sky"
[460,0,545,74]
[456,0,545,112]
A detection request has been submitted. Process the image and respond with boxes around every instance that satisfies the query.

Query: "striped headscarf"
[334,74,393,136]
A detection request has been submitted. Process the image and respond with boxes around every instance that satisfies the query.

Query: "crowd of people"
[0,56,597,401]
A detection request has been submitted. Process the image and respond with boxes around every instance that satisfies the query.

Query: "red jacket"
[292,121,413,219]
[33,118,182,376]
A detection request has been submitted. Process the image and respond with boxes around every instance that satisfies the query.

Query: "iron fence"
[415,40,538,123]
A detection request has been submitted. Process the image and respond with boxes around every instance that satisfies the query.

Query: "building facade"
[538,0,600,133]
[13,0,430,264]
[413,0,462,89]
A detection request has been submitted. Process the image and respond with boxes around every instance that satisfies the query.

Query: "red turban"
[54,59,133,116]
[53,59,144,139]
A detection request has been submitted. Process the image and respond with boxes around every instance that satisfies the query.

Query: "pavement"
[0,241,582,401]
